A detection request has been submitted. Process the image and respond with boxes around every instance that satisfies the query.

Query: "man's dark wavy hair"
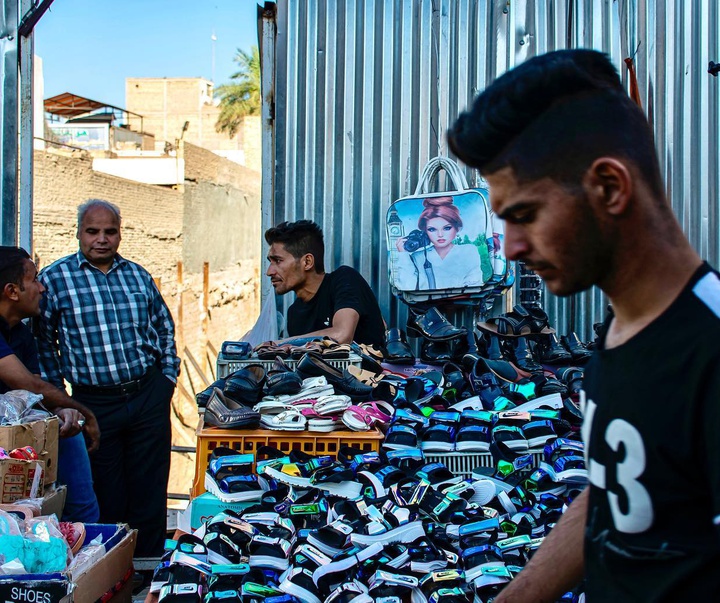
[448,49,664,198]
[0,247,31,294]
[264,220,325,273]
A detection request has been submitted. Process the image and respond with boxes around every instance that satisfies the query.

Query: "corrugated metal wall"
[263,0,720,340]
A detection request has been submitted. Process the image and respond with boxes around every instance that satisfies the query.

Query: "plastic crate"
[424,451,545,478]
[192,416,384,498]
[216,352,362,379]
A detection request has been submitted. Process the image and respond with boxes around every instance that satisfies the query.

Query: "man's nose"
[266,264,274,277]
[38,281,46,294]
[503,224,531,261]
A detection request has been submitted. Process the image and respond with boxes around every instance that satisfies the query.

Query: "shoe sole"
[511,393,563,412]
[350,521,425,547]
[260,421,307,431]
[279,579,321,603]
[312,542,383,586]
[307,421,339,432]
[455,441,491,452]
[248,554,289,571]
[203,412,259,429]
[410,559,447,573]
[204,473,264,502]
[525,435,554,448]
[465,560,507,583]
[420,442,455,452]
[262,466,362,499]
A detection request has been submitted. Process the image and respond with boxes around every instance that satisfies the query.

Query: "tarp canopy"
[44,92,142,120]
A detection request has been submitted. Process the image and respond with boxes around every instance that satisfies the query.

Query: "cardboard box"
[178,492,255,533]
[0,459,45,503]
[0,524,137,603]
[0,417,59,485]
[0,484,66,520]
[40,484,67,518]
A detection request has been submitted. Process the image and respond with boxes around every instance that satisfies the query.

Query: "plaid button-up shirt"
[37,251,180,388]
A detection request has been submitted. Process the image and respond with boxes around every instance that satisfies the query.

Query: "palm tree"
[215,46,260,137]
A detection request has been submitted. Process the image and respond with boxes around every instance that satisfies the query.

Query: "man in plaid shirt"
[37,199,180,557]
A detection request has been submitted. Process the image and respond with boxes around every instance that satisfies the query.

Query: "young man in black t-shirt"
[265,220,385,348]
[448,50,720,600]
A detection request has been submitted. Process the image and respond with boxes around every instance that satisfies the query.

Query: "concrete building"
[125,77,260,172]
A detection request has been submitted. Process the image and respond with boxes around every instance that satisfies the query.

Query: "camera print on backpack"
[580,389,654,534]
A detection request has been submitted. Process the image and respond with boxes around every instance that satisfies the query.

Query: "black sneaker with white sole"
[306,519,355,556]
[521,419,557,449]
[247,535,291,571]
[455,425,491,452]
[278,567,322,603]
[324,579,373,603]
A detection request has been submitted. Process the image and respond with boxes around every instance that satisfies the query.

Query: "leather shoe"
[561,333,592,362]
[407,307,466,341]
[204,388,261,429]
[536,333,572,364]
[264,357,302,396]
[420,340,453,363]
[509,337,543,374]
[224,364,267,404]
[295,352,372,401]
[384,328,415,365]
[195,378,226,408]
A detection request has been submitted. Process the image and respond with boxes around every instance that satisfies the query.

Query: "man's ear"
[301,253,316,272]
[2,283,19,302]
[584,157,633,216]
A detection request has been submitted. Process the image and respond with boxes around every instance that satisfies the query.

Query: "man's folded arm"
[0,354,100,451]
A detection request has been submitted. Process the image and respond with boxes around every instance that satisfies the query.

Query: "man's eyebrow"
[496,201,536,220]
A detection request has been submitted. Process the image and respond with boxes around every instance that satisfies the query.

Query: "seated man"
[265,220,385,348]
[0,246,100,522]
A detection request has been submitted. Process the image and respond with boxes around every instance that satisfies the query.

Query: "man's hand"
[55,408,84,438]
[53,407,100,453]
[82,413,101,453]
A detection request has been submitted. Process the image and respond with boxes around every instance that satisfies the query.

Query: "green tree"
[215,46,260,137]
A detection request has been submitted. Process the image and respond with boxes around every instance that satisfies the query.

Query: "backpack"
[386,156,512,306]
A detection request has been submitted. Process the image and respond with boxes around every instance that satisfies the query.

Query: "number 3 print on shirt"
[581,391,654,534]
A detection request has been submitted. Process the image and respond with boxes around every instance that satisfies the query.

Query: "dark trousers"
[73,371,175,557]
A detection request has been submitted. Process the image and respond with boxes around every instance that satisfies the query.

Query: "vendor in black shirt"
[265,220,385,348]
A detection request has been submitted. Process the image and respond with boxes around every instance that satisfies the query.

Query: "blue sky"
[35,0,259,109]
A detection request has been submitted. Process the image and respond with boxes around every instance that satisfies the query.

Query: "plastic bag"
[241,292,280,347]
[0,390,44,425]
[24,516,72,572]
[66,534,105,575]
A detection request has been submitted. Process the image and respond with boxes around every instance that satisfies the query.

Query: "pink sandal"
[341,401,393,431]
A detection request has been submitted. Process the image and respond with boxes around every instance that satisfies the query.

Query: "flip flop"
[314,394,352,416]
[342,402,392,431]
[260,409,307,431]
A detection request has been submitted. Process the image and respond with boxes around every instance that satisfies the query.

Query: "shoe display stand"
[191,415,384,498]
[216,352,362,379]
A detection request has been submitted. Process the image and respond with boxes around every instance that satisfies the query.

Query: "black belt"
[72,366,158,397]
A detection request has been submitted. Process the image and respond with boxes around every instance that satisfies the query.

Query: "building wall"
[32,144,262,496]
[125,77,262,173]
[32,150,183,285]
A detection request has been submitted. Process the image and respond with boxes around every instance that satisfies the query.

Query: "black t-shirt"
[582,262,720,601]
[0,316,40,394]
[286,266,385,348]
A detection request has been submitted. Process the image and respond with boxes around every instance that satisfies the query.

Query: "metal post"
[0,0,18,246]
[19,0,33,252]
[260,2,277,305]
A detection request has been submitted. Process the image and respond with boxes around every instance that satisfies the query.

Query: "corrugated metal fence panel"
[265,0,720,341]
